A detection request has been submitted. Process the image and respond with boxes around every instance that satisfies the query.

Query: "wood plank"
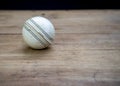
[0,10,120,34]
[0,10,120,86]
[0,34,120,51]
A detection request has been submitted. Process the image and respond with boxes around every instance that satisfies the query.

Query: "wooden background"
[0,10,120,86]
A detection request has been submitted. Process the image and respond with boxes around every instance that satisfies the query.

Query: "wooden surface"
[0,10,120,86]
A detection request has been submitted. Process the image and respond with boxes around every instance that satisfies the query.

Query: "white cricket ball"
[22,16,55,49]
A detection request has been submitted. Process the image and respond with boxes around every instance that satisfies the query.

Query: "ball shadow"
[22,45,53,60]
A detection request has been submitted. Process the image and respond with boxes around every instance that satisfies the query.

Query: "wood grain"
[0,10,120,86]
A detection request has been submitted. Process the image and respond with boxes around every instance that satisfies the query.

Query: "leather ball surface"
[22,16,55,49]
